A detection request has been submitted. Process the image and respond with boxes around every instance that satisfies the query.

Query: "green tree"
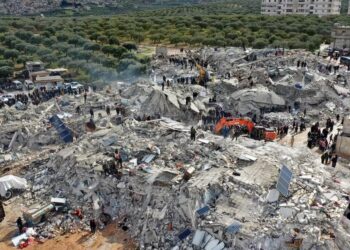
[78,51,93,62]
[15,31,33,41]
[4,49,20,61]
[84,42,101,51]
[111,46,127,58]
[123,43,137,51]
[56,33,69,42]
[0,60,14,67]
[98,35,108,44]
[253,38,268,49]
[150,34,162,44]
[101,45,115,56]
[169,35,181,45]
[108,36,120,45]
[0,66,13,78]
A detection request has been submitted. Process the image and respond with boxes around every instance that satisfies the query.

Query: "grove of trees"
[0,1,350,81]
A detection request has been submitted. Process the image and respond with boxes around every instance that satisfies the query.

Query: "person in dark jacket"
[16,217,23,233]
[90,219,97,234]
[190,126,196,141]
[331,155,338,168]
[90,107,94,118]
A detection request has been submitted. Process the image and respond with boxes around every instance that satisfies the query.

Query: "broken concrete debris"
[2,47,350,250]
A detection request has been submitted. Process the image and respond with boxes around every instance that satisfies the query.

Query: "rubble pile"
[15,118,350,249]
[2,47,350,249]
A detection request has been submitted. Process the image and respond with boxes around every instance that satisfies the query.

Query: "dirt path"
[0,200,137,250]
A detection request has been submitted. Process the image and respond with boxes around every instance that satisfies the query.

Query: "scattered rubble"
[2,47,350,249]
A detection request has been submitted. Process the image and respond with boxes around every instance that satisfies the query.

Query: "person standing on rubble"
[106,105,111,116]
[190,126,196,141]
[90,107,94,118]
[114,149,123,168]
[330,121,334,132]
[90,219,97,234]
[331,154,338,168]
[290,135,295,148]
[161,81,165,91]
[76,105,81,115]
[16,217,23,233]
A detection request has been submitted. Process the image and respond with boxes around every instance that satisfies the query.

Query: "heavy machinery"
[185,49,210,85]
[214,117,277,141]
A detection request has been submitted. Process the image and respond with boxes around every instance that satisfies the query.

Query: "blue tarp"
[49,115,73,143]
[196,206,210,216]
[178,228,192,240]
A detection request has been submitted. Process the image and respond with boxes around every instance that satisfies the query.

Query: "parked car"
[0,94,16,106]
[71,82,85,94]
[12,80,23,90]
[0,175,27,200]
[24,80,34,90]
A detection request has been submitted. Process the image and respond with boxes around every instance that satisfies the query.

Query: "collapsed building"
[2,47,350,249]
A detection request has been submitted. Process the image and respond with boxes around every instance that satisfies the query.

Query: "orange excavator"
[214,117,277,141]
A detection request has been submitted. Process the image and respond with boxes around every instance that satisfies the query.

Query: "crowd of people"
[306,116,341,168]
[168,56,196,70]
[0,86,87,110]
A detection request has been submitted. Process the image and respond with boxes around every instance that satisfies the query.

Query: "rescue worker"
[106,105,111,116]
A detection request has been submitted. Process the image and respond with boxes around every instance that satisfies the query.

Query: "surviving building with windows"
[261,0,341,16]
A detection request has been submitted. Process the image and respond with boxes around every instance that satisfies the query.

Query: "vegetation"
[0,0,350,81]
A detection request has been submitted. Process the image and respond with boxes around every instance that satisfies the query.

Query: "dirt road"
[0,200,136,250]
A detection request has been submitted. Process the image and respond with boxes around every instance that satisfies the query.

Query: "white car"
[12,80,23,90]
[24,80,34,90]
[0,94,15,102]
[71,83,85,94]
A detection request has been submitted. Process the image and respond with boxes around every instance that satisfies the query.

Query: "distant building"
[25,61,44,72]
[331,24,350,49]
[261,0,341,16]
